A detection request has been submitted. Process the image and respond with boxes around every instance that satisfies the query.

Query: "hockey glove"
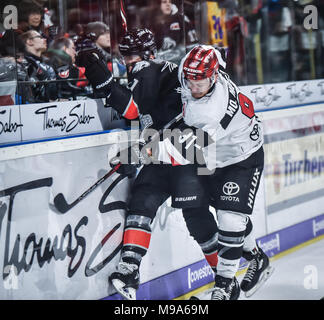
[75,44,113,97]
[109,156,137,179]
[109,143,149,178]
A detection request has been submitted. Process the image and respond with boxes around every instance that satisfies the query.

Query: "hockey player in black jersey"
[77,28,219,300]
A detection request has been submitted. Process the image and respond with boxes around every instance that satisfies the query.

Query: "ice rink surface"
[238,238,324,300]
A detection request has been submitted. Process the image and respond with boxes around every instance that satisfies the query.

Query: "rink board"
[1,102,324,299]
[241,79,324,112]
[0,131,209,299]
[104,213,324,300]
[261,103,324,232]
[0,133,131,299]
[0,98,126,145]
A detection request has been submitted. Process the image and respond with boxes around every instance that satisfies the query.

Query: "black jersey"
[107,59,182,130]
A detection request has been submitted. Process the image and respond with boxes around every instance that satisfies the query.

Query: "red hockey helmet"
[183,46,219,80]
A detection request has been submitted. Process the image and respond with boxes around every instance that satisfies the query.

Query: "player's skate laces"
[211,275,240,300]
[211,287,229,300]
[240,248,274,297]
[109,262,139,300]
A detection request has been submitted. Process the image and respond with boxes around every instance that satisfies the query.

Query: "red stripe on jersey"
[169,154,181,166]
[107,62,112,72]
[205,251,218,268]
[123,229,151,249]
[123,97,139,119]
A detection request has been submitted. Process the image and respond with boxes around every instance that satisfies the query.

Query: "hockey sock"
[242,217,260,261]
[216,210,246,279]
[199,233,219,272]
[182,207,219,271]
[217,229,245,279]
[121,214,152,266]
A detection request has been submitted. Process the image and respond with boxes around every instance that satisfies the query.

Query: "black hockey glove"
[109,156,137,179]
[75,38,99,65]
[109,143,150,178]
[75,43,113,97]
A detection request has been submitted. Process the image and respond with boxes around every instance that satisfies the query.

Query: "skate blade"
[189,287,219,300]
[245,265,275,298]
[111,279,137,300]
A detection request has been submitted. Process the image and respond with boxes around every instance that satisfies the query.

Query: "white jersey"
[157,50,263,170]
[181,70,263,170]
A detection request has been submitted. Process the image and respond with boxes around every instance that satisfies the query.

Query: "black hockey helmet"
[119,28,157,60]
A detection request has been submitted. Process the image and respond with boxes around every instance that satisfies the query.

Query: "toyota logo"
[223,182,240,195]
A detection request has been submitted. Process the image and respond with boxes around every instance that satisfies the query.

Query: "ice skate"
[210,275,241,300]
[190,275,241,300]
[109,262,139,300]
[241,248,274,297]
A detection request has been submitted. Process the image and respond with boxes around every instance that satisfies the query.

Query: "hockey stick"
[54,113,183,214]
[54,162,121,214]
[120,0,128,33]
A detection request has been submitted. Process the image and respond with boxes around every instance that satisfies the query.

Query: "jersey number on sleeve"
[238,93,255,119]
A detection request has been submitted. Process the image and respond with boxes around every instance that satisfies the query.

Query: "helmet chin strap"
[209,72,217,87]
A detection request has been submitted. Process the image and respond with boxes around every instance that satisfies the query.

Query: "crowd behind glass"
[0,0,323,106]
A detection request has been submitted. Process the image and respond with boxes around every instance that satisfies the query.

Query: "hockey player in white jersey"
[156,45,273,299]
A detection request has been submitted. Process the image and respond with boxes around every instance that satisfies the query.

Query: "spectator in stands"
[84,21,126,79]
[0,30,33,105]
[67,8,87,39]
[212,0,248,85]
[17,2,58,44]
[149,0,198,63]
[46,37,90,100]
[85,22,111,65]
[0,56,17,106]
[293,0,318,80]
[266,0,293,83]
[20,30,58,102]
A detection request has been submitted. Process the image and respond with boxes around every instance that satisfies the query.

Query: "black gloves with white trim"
[75,41,113,97]
[109,142,151,178]
[109,154,137,179]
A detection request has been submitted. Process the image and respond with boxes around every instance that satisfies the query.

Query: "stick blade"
[53,193,70,214]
